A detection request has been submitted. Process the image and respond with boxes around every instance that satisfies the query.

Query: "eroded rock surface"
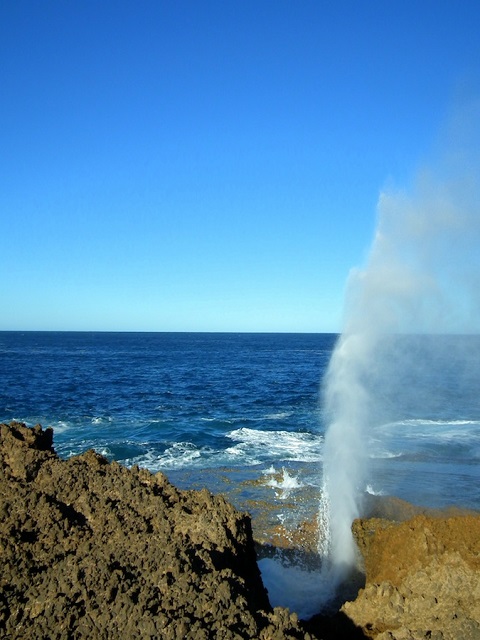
[4,421,479,640]
[0,422,315,639]
[345,512,480,639]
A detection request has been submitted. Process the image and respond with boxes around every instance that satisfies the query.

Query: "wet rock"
[0,422,317,639]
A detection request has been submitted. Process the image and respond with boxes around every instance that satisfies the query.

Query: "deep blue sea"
[1,331,480,536]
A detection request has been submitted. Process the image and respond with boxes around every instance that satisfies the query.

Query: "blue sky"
[1,1,480,332]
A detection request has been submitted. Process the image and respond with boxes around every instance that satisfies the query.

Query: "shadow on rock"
[306,611,369,640]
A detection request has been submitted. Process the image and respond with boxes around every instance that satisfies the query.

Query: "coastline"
[1,421,479,639]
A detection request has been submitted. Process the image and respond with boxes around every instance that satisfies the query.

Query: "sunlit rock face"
[346,511,480,639]
[0,422,313,640]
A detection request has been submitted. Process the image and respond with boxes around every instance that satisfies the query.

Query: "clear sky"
[1,1,480,332]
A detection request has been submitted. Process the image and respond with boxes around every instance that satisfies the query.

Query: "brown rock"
[0,422,317,639]
[0,421,55,480]
[344,513,480,639]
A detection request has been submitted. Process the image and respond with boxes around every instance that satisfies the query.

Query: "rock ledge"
[345,510,480,639]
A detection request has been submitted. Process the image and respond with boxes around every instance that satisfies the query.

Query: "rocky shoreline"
[346,510,480,639]
[1,422,479,639]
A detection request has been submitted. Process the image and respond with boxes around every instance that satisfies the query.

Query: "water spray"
[318,117,480,607]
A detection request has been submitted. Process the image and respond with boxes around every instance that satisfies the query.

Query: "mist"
[318,105,480,596]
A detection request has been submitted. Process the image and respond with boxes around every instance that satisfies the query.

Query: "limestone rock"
[345,513,480,639]
[0,422,316,639]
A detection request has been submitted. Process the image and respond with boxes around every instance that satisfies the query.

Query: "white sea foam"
[226,427,322,463]
[116,427,322,471]
[223,445,262,465]
[375,418,480,444]
[265,468,302,498]
[123,442,205,471]
[369,450,403,459]
[264,411,294,420]
[91,416,114,425]
[365,484,384,496]
[96,446,112,458]
[51,420,71,434]
[55,438,112,459]
[382,418,480,429]
[262,465,277,475]
[16,418,72,434]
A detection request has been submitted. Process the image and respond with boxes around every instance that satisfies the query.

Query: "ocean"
[1,330,480,539]
[0,332,330,528]
[0,332,480,520]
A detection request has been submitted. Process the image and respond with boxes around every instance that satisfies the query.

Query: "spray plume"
[318,104,480,603]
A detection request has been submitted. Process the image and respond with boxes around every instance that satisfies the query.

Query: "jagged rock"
[0,422,316,639]
[7,421,480,640]
[344,512,480,639]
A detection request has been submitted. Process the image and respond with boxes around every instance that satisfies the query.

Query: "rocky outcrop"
[345,512,480,639]
[0,422,315,639]
[4,421,480,640]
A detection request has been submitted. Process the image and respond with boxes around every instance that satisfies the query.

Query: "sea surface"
[1,331,480,534]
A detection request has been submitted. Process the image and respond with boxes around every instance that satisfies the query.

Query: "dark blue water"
[1,331,479,525]
[0,331,333,460]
